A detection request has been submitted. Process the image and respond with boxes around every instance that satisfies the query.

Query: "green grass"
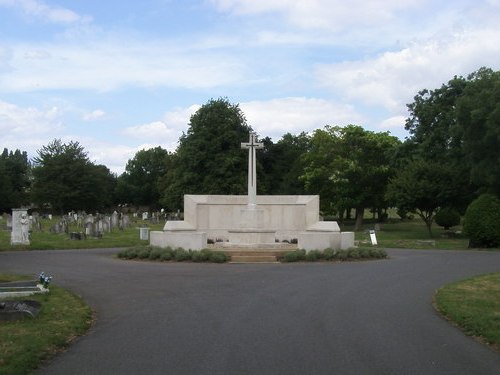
[0,218,164,251]
[0,274,93,375]
[434,273,500,352]
[341,219,471,250]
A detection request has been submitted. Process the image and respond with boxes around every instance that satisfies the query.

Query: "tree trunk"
[354,207,364,231]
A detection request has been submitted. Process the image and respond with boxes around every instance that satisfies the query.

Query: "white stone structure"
[150,132,354,251]
[11,208,30,245]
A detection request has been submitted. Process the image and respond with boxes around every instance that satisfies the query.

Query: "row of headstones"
[1,209,178,233]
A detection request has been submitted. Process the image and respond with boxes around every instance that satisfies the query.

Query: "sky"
[1,0,499,174]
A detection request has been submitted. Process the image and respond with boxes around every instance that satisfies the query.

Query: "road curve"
[1,248,499,375]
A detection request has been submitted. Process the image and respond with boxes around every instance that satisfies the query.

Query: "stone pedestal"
[150,230,207,250]
[228,229,276,244]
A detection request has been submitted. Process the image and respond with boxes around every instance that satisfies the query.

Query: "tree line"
[1,67,499,234]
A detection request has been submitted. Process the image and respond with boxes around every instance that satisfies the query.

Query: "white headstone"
[11,208,30,245]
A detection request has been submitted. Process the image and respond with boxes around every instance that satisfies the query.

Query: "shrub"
[149,247,163,260]
[118,247,141,259]
[159,248,174,261]
[347,249,360,259]
[464,194,500,248]
[138,248,151,259]
[174,248,191,261]
[191,249,216,262]
[209,252,228,263]
[435,207,461,230]
[358,248,371,258]
[369,249,387,259]
[283,251,299,262]
[336,250,348,261]
[323,248,335,260]
[305,250,322,262]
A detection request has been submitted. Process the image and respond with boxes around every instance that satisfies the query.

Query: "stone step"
[229,255,280,264]
[222,250,291,257]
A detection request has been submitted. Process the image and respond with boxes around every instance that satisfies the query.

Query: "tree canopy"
[0,148,30,213]
[301,125,400,229]
[31,139,115,213]
[116,147,171,208]
[160,98,253,209]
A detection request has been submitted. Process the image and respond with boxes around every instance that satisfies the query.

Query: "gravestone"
[111,211,119,229]
[5,213,12,230]
[142,212,149,221]
[11,208,30,245]
[85,222,94,236]
[121,214,131,229]
[0,300,41,321]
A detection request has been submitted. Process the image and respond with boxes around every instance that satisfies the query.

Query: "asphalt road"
[1,248,499,374]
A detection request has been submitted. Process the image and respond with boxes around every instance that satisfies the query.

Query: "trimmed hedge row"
[280,248,387,262]
[117,246,228,263]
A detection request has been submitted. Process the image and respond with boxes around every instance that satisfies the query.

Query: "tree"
[116,147,171,208]
[463,193,500,248]
[0,148,30,213]
[31,139,116,213]
[404,67,500,208]
[259,132,310,195]
[160,98,253,210]
[456,68,500,195]
[301,125,400,229]
[386,160,458,235]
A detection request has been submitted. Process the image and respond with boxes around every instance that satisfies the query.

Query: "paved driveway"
[1,248,499,374]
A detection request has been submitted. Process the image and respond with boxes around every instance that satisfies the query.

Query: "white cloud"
[83,109,106,121]
[0,39,246,92]
[0,99,63,135]
[210,0,421,31]
[379,115,406,130]
[122,105,200,152]
[241,97,365,139]
[315,28,500,112]
[0,0,92,24]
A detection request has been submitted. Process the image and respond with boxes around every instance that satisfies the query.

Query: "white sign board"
[369,230,378,246]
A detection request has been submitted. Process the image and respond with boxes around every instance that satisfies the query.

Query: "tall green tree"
[386,160,458,235]
[116,147,171,208]
[404,67,500,207]
[301,125,400,229]
[0,148,31,213]
[456,68,500,195]
[259,132,310,195]
[160,98,252,210]
[31,139,116,213]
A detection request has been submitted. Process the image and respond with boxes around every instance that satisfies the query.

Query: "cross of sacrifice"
[241,132,263,207]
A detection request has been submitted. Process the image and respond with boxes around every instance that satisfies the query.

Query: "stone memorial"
[150,131,354,251]
[111,211,119,229]
[0,300,41,321]
[10,208,30,245]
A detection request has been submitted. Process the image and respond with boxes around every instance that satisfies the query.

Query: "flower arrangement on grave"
[38,272,53,289]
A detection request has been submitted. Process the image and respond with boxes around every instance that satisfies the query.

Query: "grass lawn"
[0,218,164,251]
[434,273,500,353]
[341,219,471,250]
[0,274,93,375]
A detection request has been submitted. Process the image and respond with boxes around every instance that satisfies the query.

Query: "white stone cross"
[241,132,263,207]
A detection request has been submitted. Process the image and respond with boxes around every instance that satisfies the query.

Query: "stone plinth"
[340,232,355,250]
[228,229,276,245]
[150,230,206,250]
[298,231,341,252]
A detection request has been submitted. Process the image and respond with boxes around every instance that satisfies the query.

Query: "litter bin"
[139,227,150,241]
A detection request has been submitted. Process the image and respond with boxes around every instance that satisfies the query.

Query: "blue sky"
[1,0,499,174]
